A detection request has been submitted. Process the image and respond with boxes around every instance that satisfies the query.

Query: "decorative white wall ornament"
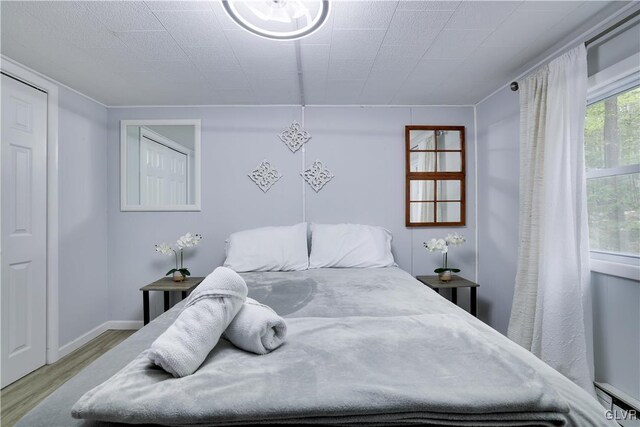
[248,160,282,193]
[301,160,334,192]
[278,121,311,153]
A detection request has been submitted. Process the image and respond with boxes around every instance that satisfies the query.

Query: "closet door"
[1,74,48,387]
[140,136,188,206]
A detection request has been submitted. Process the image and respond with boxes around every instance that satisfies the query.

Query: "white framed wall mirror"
[121,119,201,211]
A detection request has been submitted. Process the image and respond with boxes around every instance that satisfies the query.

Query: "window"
[585,86,640,258]
[405,126,465,226]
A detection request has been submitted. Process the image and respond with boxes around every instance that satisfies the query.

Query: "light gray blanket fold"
[146,267,247,378]
[224,298,287,355]
[71,313,570,426]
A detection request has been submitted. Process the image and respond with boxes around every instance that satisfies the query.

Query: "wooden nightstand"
[416,275,479,317]
[140,277,205,325]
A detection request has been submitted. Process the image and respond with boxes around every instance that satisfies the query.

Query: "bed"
[17,267,610,426]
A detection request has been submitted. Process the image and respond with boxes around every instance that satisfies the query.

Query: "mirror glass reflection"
[410,152,436,172]
[437,180,461,200]
[121,120,201,211]
[437,202,461,223]
[437,152,462,172]
[436,130,461,150]
[410,180,435,201]
[410,202,435,223]
[409,130,435,150]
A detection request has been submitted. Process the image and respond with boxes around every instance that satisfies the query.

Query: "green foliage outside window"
[584,86,640,256]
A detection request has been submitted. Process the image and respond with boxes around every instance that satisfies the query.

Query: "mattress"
[17,268,610,426]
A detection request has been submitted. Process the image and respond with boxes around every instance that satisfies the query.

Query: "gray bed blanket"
[17,268,612,427]
[71,313,568,426]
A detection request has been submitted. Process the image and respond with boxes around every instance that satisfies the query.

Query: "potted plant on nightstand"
[155,233,202,282]
[424,233,466,282]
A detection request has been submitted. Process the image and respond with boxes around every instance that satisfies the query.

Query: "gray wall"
[475,85,640,401]
[58,86,109,345]
[106,106,477,321]
[592,272,640,400]
[475,86,520,334]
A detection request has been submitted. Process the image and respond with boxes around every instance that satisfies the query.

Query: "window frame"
[405,125,466,227]
[585,55,640,281]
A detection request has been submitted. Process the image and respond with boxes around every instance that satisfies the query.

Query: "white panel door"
[1,74,48,388]
[140,137,187,206]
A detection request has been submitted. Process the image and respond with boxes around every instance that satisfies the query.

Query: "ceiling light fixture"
[222,0,330,41]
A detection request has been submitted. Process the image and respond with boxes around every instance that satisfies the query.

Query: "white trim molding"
[1,55,107,108]
[591,258,640,281]
[587,53,640,104]
[586,164,640,180]
[585,51,640,283]
[1,57,61,364]
[109,104,477,109]
[57,321,143,360]
[109,320,144,330]
[57,322,110,360]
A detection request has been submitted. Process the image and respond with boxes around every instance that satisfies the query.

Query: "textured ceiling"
[0,1,629,106]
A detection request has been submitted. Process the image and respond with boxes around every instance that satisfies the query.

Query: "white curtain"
[508,44,595,395]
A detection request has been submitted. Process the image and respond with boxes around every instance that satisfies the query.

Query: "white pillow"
[224,223,309,272]
[309,223,395,269]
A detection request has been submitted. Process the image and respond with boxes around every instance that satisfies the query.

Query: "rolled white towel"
[147,267,247,377]
[224,298,287,355]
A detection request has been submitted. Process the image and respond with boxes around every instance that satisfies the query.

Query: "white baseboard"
[57,322,110,359]
[108,320,144,330]
[57,320,143,359]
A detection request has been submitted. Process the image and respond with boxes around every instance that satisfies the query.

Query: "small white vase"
[172,271,185,282]
[438,270,453,282]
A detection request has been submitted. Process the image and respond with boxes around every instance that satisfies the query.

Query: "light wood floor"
[1,329,135,427]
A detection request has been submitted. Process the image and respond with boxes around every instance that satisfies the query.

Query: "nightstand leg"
[451,288,457,305]
[181,291,187,299]
[164,292,170,312]
[143,291,149,326]
[471,287,477,317]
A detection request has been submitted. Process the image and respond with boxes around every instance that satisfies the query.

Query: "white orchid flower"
[423,238,439,252]
[424,237,454,254]
[424,238,447,253]
[445,232,466,246]
[177,233,193,248]
[156,234,201,280]
[154,243,174,255]
[177,232,203,249]
[424,233,464,275]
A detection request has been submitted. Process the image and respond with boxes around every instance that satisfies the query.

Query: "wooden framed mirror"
[405,125,465,227]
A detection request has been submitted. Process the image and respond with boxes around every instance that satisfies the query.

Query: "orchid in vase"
[155,233,202,282]
[424,233,466,282]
